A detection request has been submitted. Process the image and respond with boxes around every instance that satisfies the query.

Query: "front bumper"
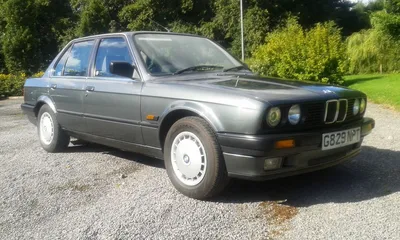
[218,117,375,180]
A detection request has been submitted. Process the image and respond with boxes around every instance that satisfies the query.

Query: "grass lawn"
[344,73,400,111]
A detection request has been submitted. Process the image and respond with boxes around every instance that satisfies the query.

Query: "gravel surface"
[0,99,399,239]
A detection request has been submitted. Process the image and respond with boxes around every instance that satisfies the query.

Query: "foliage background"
[249,19,347,84]
[0,0,399,96]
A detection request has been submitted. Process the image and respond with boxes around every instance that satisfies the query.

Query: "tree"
[76,0,110,36]
[75,0,132,36]
[202,0,269,57]
[0,0,377,74]
[365,0,400,41]
[119,0,214,32]
[346,0,400,74]
[347,28,400,74]
[1,0,72,73]
[386,0,400,13]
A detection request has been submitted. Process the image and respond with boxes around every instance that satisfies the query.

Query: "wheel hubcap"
[40,112,54,145]
[183,154,190,165]
[171,132,207,186]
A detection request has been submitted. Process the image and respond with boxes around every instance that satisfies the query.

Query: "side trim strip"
[84,113,141,125]
[58,109,83,117]
[58,110,160,129]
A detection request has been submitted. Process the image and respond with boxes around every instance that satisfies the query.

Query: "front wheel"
[37,104,70,152]
[164,117,230,199]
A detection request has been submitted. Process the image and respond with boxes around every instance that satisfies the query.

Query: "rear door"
[49,40,95,132]
[84,36,144,144]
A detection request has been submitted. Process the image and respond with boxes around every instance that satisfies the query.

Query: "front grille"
[337,99,348,122]
[323,99,350,124]
[303,99,361,127]
[325,100,339,124]
[303,102,325,126]
[346,99,357,121]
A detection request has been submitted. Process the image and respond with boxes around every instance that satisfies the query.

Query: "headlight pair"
[353,98,366,115]
[267,105,301,127]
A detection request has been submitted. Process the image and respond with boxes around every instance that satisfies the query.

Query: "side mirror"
[109,61,135,78]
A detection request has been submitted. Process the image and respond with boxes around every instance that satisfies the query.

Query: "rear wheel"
[164,117,230,199]
[37,104,70,152]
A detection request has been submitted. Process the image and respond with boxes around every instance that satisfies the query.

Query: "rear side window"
[54,46,71,76]
[94,37,133,77]
[63,40,95,76]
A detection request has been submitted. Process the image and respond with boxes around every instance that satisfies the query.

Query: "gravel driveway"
[0,99,399,240]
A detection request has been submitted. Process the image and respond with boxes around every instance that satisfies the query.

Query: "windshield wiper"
[223,65,250,72]
[174,65,224,75]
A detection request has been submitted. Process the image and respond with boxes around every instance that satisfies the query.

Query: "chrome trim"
[223,152,256,159]
[336,99,348,123]
[324,99,339,124]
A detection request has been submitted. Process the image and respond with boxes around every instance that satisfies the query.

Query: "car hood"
[164,74,365,105]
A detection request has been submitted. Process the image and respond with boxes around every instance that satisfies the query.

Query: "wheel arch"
[34,95,57,117]
[158,102,223,150]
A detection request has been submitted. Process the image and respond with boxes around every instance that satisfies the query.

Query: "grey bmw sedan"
[21,32,375,199]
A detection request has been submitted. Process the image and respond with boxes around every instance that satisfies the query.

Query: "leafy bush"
[0,72,43,98]
[248,18,347,85]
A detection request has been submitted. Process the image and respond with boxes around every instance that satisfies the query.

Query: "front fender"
[159,100,223,132]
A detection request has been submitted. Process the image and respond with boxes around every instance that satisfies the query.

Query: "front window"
[94,37,133,77]
[133,34,244,75]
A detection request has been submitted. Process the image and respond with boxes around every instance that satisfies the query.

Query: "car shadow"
[63,144,399,206]
[214,146,400,207]
[344,76,385,86]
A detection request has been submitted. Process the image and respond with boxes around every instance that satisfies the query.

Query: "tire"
[37,104,70,152]
[164,117,230,199]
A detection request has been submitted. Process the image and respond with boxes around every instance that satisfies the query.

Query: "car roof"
[72,31,205,42]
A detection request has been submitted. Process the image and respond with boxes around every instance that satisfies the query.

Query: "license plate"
[322,127,361,150]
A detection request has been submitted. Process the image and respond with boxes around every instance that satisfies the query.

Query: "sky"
[350,0,373,3]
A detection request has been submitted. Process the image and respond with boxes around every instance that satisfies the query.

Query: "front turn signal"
[274,139,295,149]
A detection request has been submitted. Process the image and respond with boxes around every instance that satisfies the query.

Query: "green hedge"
[0,72,43,98]
[248,19,347,85]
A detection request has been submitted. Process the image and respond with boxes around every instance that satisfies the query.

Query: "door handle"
[50,84,57,90]
[86,86,95,92]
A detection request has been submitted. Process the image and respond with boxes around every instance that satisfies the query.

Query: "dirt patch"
[50,180,91,194]
[107,164,142,178]
[259,201,299,238]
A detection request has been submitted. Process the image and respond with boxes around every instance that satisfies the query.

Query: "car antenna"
[150,19,171,32]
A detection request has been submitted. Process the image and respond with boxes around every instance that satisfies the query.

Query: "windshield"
[133,34,244,75]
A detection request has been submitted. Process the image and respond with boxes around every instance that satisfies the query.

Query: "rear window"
[63,40,95,76]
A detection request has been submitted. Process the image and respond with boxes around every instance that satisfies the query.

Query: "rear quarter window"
[53,46,72,76]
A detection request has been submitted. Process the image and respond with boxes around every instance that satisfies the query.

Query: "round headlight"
[353,99,360,115]
[267,107,281,127]
[360,98,366,114]
[288,104,301,125]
